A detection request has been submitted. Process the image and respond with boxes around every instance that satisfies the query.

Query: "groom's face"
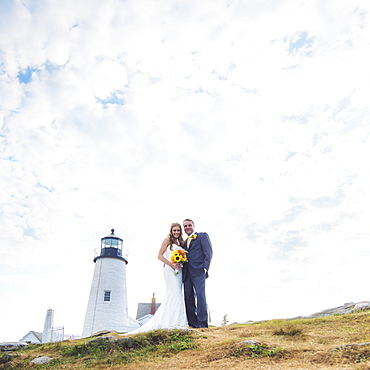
[183,221,194,236]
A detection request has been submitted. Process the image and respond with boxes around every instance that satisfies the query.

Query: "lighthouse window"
[104,291,111,302]
[102,238,119,247]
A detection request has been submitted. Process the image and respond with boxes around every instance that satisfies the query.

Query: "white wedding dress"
[127,244,188,334]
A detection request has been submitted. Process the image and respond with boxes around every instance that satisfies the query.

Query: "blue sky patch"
[17,63,62,84]
[5,156,17,161]
[96,91,125,108]
[23,227,38,240]
[17,67,34,84]
[288,31,314,54]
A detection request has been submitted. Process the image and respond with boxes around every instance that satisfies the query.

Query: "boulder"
[86,336,133,349]
[241,340,259,346]
[31,356,52,364]
[87,336,114,345]
[113,337,133,348]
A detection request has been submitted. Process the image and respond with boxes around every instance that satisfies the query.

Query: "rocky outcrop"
[87,335,133,349]
[0,342,28,351]
[87,336,115,345]
[293,301,370,319]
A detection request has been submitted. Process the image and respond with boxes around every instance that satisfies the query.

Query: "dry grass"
[2,310,370,369]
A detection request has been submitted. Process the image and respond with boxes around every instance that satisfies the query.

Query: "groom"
[182,219,213,328]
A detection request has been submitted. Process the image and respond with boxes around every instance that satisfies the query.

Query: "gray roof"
[20,331,42,343]
[136,303,161,320]
[32,331,43,342]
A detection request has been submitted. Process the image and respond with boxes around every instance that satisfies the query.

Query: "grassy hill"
[2,310,370,369]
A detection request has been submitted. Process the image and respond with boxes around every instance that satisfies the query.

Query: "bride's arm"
[158,237,179,270]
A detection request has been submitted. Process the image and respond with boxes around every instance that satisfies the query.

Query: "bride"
[126,223,188,334]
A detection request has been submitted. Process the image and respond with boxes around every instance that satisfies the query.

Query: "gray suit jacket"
[183,232,212,278]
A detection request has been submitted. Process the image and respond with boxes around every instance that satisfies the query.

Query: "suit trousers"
[183,272,208,328]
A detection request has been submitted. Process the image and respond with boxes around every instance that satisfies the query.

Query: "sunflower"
[171,251,182,263]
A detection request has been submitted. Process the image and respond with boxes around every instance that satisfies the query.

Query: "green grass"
[2,329,196,369]
[228,342,287,359]
[4,311,370,369]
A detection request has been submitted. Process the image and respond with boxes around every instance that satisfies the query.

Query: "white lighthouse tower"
[82,229,130,337]
[41,308,54,343]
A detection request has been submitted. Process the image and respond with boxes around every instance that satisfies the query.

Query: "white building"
[19,331,42,344]
[82,229,140,337]
[19,308,64,343]
[41,308,54,343]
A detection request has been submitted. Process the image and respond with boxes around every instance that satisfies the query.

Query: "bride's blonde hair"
[168,223,184,249]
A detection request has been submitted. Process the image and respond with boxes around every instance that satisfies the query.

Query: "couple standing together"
[129,219,212,334]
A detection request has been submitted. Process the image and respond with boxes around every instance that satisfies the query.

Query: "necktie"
[187,236,191,249]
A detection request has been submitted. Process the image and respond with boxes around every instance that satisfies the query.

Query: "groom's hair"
[183,218,194,225]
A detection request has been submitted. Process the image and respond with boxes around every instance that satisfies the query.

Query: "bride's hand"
[171,262,180,269]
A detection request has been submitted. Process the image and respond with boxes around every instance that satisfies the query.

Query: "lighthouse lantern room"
[82,229,130,337]
[94,229,127,261]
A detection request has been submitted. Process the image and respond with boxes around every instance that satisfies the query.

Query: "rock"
[354,301,370,310]
[113,337,133,348]
[0,342,28,351]
[308,302,356,318]
[289,301,370,320]
[0,353,13,364]
[336,342,370,350]
[87,336,133,349]
[87,336,114,345]
[31,356,52,364]
[91,330,114,337]
[241,340,259,346]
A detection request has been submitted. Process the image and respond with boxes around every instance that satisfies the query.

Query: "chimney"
[151,293,156,315]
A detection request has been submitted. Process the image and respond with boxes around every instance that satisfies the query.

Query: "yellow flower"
[170,249,187,275]
[190,234,197,239]
[171,251,182,263]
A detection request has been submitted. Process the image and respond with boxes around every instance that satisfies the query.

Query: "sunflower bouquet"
[170,248,188,275]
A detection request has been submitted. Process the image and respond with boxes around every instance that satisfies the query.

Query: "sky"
[1,0,370,342]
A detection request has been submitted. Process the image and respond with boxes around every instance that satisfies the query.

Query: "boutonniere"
[190,234,197,240]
